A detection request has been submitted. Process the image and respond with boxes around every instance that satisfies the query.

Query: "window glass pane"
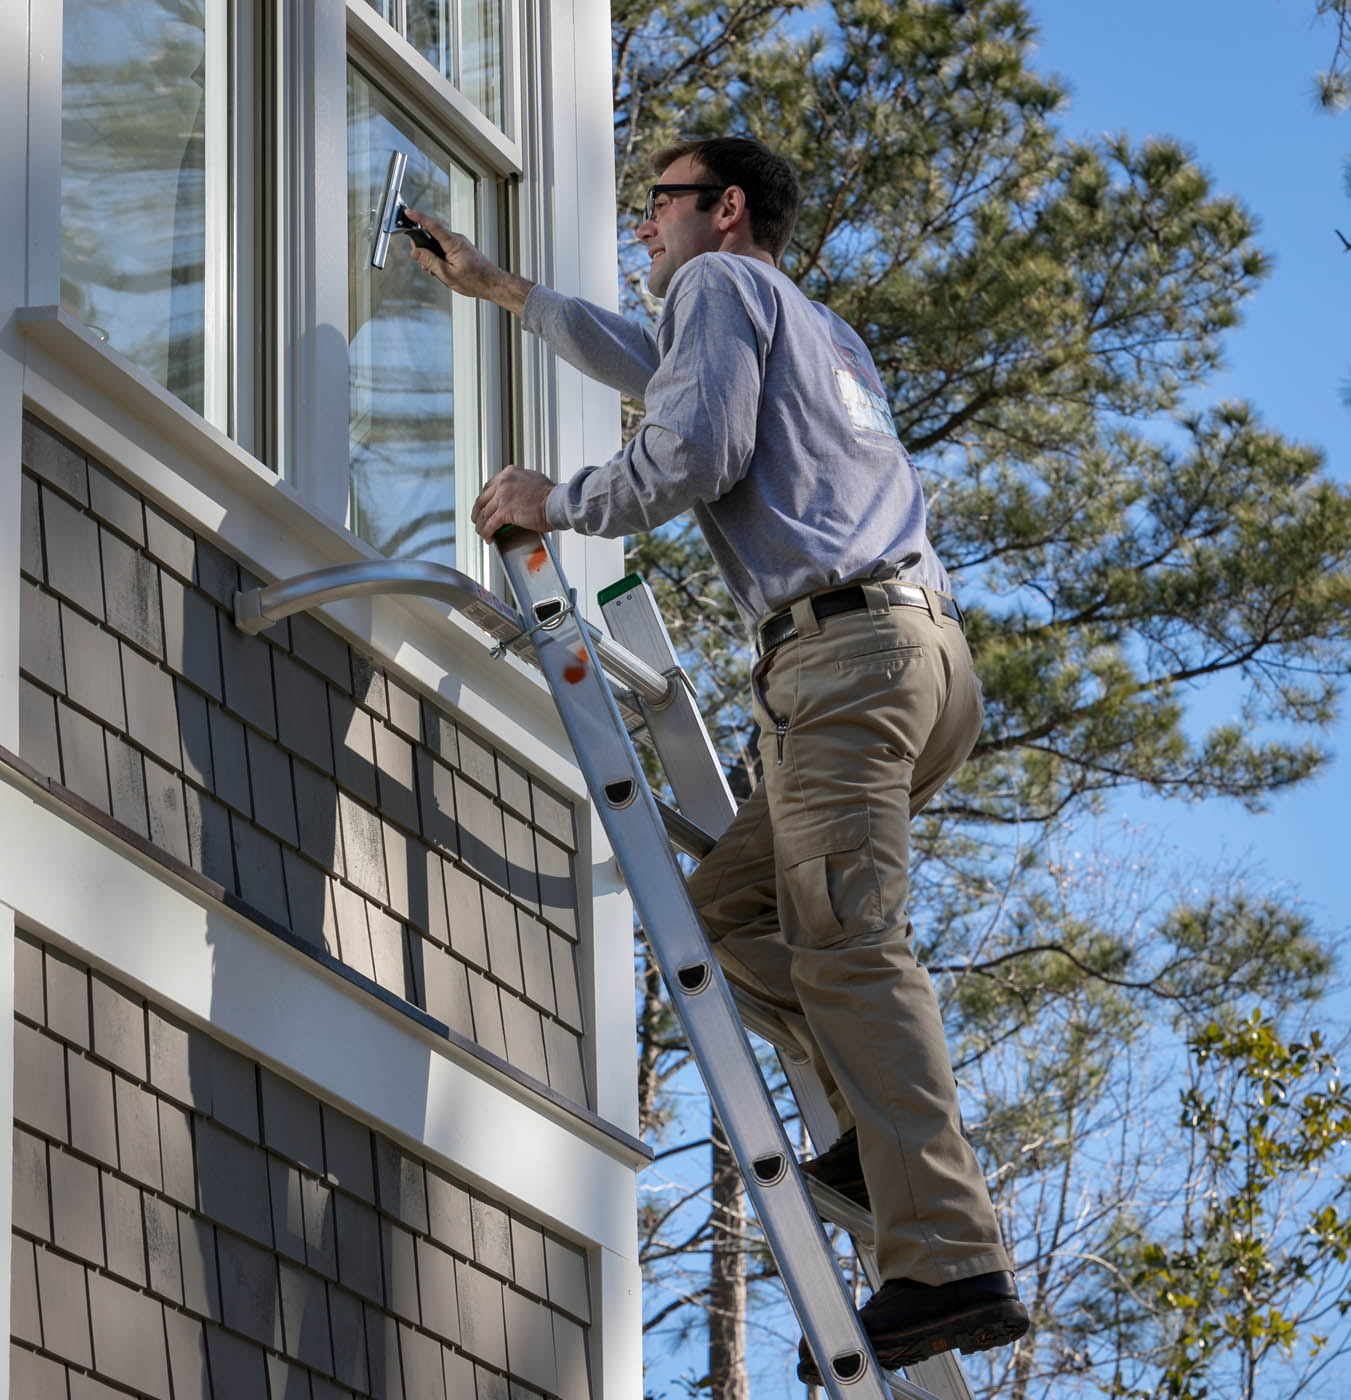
[461,0,503,128]
[62,0,226,419]
[348,66,478,567]
[407,0,454,86]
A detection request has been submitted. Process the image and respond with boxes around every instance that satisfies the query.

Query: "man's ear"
[716,185,750,232]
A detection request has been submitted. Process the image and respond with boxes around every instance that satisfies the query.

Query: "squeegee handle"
[396,209,446,259]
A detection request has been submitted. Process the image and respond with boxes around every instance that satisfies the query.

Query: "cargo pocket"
[777,806,884,948]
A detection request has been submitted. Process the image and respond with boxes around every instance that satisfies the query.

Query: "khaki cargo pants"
[687,583,1011,1285]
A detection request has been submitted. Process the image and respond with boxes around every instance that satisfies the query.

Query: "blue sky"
[1027,0,1350,961]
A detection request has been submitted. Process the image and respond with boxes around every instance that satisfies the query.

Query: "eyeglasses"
[643,183,728,222]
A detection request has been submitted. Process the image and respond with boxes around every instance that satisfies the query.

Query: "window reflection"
[62,0,218,417]
[348,68,477,568]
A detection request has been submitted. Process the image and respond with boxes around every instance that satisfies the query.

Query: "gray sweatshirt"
[527,252,950,629]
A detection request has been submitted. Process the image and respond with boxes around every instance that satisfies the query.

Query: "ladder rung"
[803,1178,875,1248]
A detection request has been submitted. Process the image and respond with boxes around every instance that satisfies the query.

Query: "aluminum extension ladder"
[233,534,975,1400]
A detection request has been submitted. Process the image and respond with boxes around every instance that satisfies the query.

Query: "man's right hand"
[404,208,533,316]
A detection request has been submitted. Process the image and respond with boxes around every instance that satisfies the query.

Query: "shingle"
[453,775,507,891]
[260,1068,323,1172]
[162,575,222,700]
[367,908,407,996]
[21,469,45,578]
[18,677,61,780]
[482,890,523,993]
[338,793,388,906]
[416,1237,460,1343]
[425,1169,474,1259]
[552,1312,591,1400]
[246,728,298,845]
[42,485,102,616]
[275,649,334,773]
[418,847,452,947]
[35,1243,93,1366]
[470,1197,513,1280]
[101,528,163,656]
[380,1218,421,1323]
[334,1193,383,1302]
[50,1147,104,1263]
[217,1230,282,1348]
[330,691,378,804]
[515,914,555,1016]
[105,730,149,838]
[509,1219,547,1300]
[541,1020,589,1108]
[283,847,330,949]
[14,1022,68,1139]
[144,501,197,583]
[364,1305,404,1400]
[163,1309,211,1400]
[322,1108,374,1203]
[503,814,540,908]
[19,577,64,690]
[380,819,411,921]
[497,758,532,821]
[147,1009,197,1108]
[218,612,277,737]
[420,697,458,765]
[179,1212,222,1321]
[61,605,124,728]
[442,1343,476,1399]
[204,1322,268,1396]
[12,1126,50,1240]
[327,1283,371,1393]
[9,1343,68,1400]
[158,1100,197,1206]
[67,1051,118,1166]
[289,610,350,690]
[443,862,488,969]
[375,1138,428,1234]
[453,1260,507,1370]
[115,1075,162,1190]
[466,972,506,1061]
[183,784,234,890]
[175,680,214,789]
[195,1118,272,1246]
[269,1158,307,1265]
[544,1237,590,1323]
[421,946,474,1039]
[144,755,191,864]
[231,816,291,926]
[454,725,497,793]
[503,1289,558,1395]
[193,537,239,609]
[331,881,375,980]
[101,1169,147,1286]
[392,1328,441,1400]
[10,1237,43,1346]
[535,835,578,940]
[25,416,89,503]
[144,1192,183,1303]
[475,1363,509,1400]
[14,932,45,1025]
[122,645,182,769]
[385,675,422,741]
[205,1038,259,1141]
[267,1352,314,1400]
[549,933,583,1033]
[350,654,387,719]
[373,722,418,831]
[292,759,344,871]
[45,947,91,1048]
[302,1174,337,1280]
[88,1269,171,1398]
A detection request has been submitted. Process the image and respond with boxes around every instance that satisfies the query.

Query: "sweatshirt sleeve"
[546,261,765,538]
[522,284,659,401]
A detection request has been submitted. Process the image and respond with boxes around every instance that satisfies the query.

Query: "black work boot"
[798,1127,869,1209]
[797,1271,1029,1382]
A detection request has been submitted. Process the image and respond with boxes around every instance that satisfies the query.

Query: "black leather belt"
[757,582,963,657]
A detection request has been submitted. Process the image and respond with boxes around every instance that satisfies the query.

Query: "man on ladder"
[406,135,1028,1380]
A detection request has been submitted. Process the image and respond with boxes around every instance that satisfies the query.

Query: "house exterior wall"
[1,2,643,1398]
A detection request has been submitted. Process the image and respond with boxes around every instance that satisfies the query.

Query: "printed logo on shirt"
[831,337,899,440]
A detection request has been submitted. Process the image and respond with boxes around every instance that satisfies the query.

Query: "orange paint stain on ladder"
[563,646,590,684]
[527,545,548,574]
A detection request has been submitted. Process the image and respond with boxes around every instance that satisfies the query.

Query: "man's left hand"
[472,466,555,540]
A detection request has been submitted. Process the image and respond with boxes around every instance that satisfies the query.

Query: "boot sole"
[797,1301,1029,1382]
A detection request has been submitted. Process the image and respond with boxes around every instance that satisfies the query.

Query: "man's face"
[636,156,725,298]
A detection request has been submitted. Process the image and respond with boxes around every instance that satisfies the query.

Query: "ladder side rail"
[496,529,938,1400]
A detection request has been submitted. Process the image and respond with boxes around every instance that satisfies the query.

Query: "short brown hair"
[651,136,800,259]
